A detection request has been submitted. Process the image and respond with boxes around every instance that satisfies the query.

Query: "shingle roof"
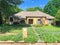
[14,11,54,19]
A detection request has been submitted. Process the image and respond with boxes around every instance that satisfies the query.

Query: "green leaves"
[26,7,42,11]
[44,0,60,16]
[55,10,60,21]
[0,0,23,23]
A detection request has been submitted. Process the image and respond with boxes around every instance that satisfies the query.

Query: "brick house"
[6,11,55,25]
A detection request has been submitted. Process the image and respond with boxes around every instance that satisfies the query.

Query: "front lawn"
[24,27,39,43]
[0,33,22,42]
[0,24,23,33]
[0,24,60,43]
[0,24,38,42]
[0,24,25,42]
[35,25,60,42]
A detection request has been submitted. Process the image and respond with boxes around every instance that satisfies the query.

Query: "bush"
[56,20,60,25]
[33,24,43,27]
[20,24,31,27]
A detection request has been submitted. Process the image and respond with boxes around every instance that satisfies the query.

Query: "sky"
[18,0,49,10]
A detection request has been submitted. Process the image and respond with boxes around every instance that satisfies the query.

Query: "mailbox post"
[22,27,27,39]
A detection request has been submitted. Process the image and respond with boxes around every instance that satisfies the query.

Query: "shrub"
[33,24,43,27]
[56,20,60,25]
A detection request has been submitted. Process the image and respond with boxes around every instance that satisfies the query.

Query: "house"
[6,11,55,25]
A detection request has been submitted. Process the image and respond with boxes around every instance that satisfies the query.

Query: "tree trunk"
[0,12,3,24]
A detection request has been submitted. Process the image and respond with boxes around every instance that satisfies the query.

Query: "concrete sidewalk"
[0,42,59,45]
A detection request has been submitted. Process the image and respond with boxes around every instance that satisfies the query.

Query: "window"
[37,19,42,24]
[29,19,33,24]
[48,19,53,24]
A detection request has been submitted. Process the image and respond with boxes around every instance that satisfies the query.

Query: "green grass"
[0,24,30,33]
[0,24,31,42]
[0,33,23,42]
[35,25,60,43]
[24,27,38,43]
[0,24,60,42]
[0,24,23,42]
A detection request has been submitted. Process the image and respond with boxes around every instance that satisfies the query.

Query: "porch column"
[41,18,47,25]
[26,18,29,24]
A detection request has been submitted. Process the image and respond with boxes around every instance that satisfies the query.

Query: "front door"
[28,19,33,24]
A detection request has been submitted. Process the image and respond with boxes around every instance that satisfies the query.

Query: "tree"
[0,0,23,24]
[44,0,60,16]
[55,10,60,25]
[4,6,23,17]
[26,7,42,11]
[3,6,23,21]
[55,10,60,21]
